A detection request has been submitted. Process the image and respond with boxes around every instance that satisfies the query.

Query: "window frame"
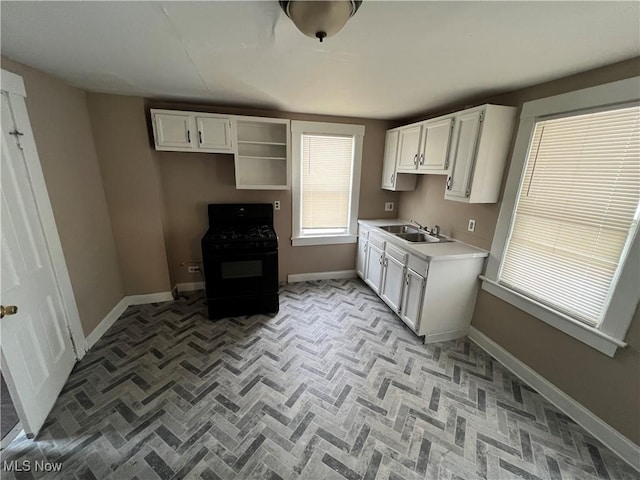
[291,121,365,247]
[482,76,640,357]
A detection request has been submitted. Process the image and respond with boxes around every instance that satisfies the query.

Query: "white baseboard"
[176,281,204,292]
[287,270,357,283]
[85,291,173,350]
[85,297,129,349]
[0,424,23,450]
[424,328,469,344]
[468,326,640,472]
[127,292,173,305]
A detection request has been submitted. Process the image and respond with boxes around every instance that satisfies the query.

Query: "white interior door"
[1,91,77,437]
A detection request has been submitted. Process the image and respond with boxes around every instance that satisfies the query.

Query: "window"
[483,76,640,356]
[291,121,365,246]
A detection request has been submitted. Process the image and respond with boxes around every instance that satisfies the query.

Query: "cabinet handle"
[187,130,191,143]
[413,154,418,166]
[446,176,452,190]
[198,131,203,144]
[419,153,424,166]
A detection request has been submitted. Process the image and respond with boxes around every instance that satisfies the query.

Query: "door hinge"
[479,111,485,122]
[9,129,24,149]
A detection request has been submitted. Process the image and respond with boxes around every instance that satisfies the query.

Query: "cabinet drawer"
[358,225,370,239]
[408,254,428,276]
[385,244,407,264]
[368,233,385,250]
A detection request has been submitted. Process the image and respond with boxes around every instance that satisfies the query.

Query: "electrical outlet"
[274,200,281,211]
[468,219,476,232]
[384,202,394,212]
[188,266,201,273]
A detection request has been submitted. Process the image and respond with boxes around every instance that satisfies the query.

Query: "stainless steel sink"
[396,232,452,243]
[379,225,418,234]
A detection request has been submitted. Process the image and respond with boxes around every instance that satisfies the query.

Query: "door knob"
[0,305,18,319]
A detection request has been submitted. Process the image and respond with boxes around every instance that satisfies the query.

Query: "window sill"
[479,276,626,357]
[292,234,357,247]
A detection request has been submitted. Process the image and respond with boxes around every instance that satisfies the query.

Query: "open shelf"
[237,140,286,146]
[237,155,286,161]
[237,141,286,159]
[235,157,287,189]
[236,121,287,144]
[234,118,290,190]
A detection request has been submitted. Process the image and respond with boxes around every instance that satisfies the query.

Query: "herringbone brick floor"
[1,280,638,480]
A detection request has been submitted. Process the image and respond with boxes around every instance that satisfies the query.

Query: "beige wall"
[398,57,640,444]
[86,94,171,295]
[142,100,397,285]
[1,57,124,336]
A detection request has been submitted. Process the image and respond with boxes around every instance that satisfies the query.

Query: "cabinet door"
[153,112,194,149]
[381,130,400,189]
[400,268,425,332]
[356,237,368,279]
[196,116,232,151]
[380,254,405,313]
[396,125,421,172]
[418,117,454,173]
[446,110,482,199]
[364,243,384,294]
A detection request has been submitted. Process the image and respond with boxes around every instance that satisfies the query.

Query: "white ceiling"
[1,1,639,119]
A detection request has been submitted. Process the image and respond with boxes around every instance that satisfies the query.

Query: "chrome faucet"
[410,219,426,231]
[431,224,441,237]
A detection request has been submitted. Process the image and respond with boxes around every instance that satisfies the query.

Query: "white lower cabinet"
[400,268,425,331]
[364,243,384,294]
[380,254,405,313]
[356,236,368,278]
[357,224,486,343]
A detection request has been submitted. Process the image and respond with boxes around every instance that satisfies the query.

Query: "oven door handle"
[209,250,278,261]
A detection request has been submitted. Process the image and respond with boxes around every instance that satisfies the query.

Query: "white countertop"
[358,219,489,261]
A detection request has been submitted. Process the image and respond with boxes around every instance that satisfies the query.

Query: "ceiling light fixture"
[279,1,362,42]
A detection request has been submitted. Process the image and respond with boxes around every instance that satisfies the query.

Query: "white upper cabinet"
[446,109,482,198]
[418,117,454,173]
[396,125,422,172]
[396,116,454,175]
[196,116,232,151]
[381,129,417,191]
[150,109,290,190]
[152,112,195,150]
[445,104,517,203]
[151,109,233,153]
[383,104,515,201]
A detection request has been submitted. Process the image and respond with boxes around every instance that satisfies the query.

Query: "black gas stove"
[201,204,279,319]
[202,225,278,252]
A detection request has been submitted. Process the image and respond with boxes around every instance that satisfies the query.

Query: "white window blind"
[499,105,640,326]
[301,134,355,233]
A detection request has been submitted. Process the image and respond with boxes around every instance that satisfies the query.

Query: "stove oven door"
[204,250,278,298]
